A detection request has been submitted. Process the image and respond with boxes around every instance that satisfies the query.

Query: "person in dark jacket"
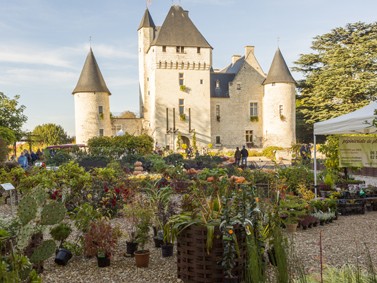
[234,147,241,166]
[240,145,248,166]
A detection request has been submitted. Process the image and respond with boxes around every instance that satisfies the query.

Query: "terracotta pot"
[134,250,150,268]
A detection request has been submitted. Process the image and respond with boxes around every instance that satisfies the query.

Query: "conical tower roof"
[263,48,295,85]
[72,48,111,95]
[138,8,155,30]
[152,5,211,48]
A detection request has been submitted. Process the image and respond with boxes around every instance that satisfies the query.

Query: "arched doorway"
[181,136,190,148]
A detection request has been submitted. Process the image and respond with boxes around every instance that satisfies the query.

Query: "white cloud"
[1,68,76,86]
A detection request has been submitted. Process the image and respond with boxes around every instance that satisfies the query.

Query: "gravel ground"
[1,203,377,282]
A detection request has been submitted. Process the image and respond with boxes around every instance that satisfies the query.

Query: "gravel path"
[1,203,377,282]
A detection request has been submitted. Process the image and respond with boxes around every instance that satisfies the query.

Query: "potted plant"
[123,204,140,256]
[279,196,307,233]
[134,206,153,267]
[83,219,120,267]
[50,223,73,266]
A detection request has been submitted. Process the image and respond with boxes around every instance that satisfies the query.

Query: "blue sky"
[1,0,376,136]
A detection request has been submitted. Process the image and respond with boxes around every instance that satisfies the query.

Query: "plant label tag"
[245,225,252,236]
[1,183,15,191]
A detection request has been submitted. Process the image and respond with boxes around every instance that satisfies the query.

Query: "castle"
[73,5,296,150]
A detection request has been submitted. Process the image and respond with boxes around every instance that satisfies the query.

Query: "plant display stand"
[177,225,246,283]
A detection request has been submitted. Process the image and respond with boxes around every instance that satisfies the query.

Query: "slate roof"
[263,48,295,85]
[138,9,155,30]
[222,56,245,74]
[210,73,235,98]
[72,48,111,95]
[152,5,212,48]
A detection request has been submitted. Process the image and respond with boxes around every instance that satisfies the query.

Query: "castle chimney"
[245,46,255,58]
[231,55,241,64]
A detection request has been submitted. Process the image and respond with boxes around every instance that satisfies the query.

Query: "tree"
[32,123,70,146]
[294,22,377,138]
[0,92,27,139]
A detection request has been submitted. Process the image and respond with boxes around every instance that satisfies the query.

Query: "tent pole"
[314,134,317,198]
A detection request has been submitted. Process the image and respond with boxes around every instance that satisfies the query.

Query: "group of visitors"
[234,145,249,167]
[17,149,43,169]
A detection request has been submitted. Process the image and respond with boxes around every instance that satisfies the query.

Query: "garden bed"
[1,204,377,282]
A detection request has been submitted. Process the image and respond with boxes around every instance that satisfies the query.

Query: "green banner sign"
[339,136,377,168]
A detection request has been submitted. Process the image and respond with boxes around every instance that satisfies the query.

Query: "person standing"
[240,145,248,166]
[234,147,241,166]
[17,152,28,169]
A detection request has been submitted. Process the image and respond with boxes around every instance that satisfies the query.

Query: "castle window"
[162,46,166,52]
[197,47,201,54]
[250,102,258,117]
[179,99,185,115]
[216,80,220,89]
[216,105,220,121]
[200,79,203,84]
[176,46,184,53]
[99,129,104,136]
[179,73,184,86]
[215,136,221,144]
[237,83,241,90]
[245,130,253,143]
[98,106,103,114]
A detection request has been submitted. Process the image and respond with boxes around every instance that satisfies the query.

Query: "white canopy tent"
[312,101,377,197]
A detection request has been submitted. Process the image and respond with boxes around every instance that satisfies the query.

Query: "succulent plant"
[40,202,66,225]
[17,195,37,225]
[29,239,56,264]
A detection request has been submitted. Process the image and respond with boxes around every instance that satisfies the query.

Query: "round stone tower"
[72,48,111,145]
[262,48,296,148]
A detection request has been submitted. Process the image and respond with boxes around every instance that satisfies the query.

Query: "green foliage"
[40,202,66,225]
[77,154,111,170]
[29,239,56,264]
[50,223,72,247]
[277,165,314,193]
[164,153,184,166]
[87,134,153,158]
[0,92,27,139]
[44,149,72,166]
[319,135,340,173]
[262,146,283,160]
[294,22,377,128]
[32,123,70,146]
[0,126,16,144]
[17,195,37,225]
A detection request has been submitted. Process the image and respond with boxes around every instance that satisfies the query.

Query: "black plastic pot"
[154,237,164,248]
[54,248,73,266]
[161,243,174,257]
[97,256,110,267]
[126,241,138,257]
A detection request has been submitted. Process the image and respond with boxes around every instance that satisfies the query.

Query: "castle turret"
[72,48,111,144]
[262,48,296,148]
[138,9,155,120]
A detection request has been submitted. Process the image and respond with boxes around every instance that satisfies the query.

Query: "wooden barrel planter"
[177,225,246,283]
